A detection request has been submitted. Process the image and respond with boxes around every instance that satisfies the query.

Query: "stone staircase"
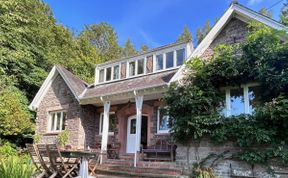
[94,154,186,178]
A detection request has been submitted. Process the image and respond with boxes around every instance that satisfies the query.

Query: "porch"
[81,93,176,165]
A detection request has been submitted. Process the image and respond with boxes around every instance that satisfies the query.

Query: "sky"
[43,0,284,49]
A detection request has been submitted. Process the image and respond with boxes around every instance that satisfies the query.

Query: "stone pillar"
[100,101,110,164]
[134,95,143,167]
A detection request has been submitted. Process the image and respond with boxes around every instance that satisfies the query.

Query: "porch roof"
[80,69,177,104]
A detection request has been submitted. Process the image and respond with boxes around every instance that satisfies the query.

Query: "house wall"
[201,18,248,60]
[36,74,85,148]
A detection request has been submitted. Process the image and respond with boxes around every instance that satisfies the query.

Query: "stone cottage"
[29,2,287,177]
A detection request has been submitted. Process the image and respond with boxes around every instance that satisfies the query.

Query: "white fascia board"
[233,4,286,30]
[29,66,58,111]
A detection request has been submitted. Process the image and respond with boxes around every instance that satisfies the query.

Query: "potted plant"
[57,129,69,149]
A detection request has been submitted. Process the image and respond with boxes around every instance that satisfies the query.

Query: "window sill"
[44,131,63,136]
[155,132,170,135]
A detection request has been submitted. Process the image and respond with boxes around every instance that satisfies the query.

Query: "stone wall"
[36,74,85,148]
[201,18,248,60]
[176,138,288,178]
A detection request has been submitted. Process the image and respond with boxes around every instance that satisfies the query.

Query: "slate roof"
[81,69,177,99]
[55,65,88,97]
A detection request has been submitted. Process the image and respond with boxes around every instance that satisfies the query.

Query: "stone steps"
[94,158,184,178]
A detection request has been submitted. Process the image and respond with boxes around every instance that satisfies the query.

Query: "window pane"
[159,115,169,131]
[100,114,103,133]
[129,61,136,76]
[156,54,163,71]
[137,59,144,75]
[230,88,245,116]
[130,119,136,134]
[109,113,116,133]
[50,113,55,131]
[62,112,66,130]
[249,86,261,113]
[113,65,119,80]
[100,113,116,134]
[56,112,61,131]
[99,69,104,83]
[166,52,174,68]
[106,67,111,81]
[176,49,185,66]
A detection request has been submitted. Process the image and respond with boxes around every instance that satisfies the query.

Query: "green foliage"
[259,8,272,18]
[79,22,122,62]
[57,129,69,147]
[280,0,288,26]
[122,38,137,57]
[165,22,288,166]
[140,45,149,53]
[0,156,36,178]
[0,79,33,138]
[177,25,193,42]
[0,142,17,158]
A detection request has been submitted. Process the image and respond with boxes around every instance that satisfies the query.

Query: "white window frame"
[47,111,66,133]
[223,83,260,117]
[99,112,116,135]
[157,108,170,134]
[97,64,121,84]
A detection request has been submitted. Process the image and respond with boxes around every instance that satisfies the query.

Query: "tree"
[140,45,149,53]
[176,25,192,42]
[280,0,288,26]
[79,23,122,62]
[196,28,204,45]
[203,21,212,37]
[0,76,33,139]
[196,21,212,45]
[122,39,137,57]
[259,8,272,18]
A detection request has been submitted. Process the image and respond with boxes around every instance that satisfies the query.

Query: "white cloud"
[247,0,263,6]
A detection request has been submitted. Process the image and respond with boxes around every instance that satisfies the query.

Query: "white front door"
[126,116,137,153]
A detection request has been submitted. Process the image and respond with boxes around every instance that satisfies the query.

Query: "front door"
[127,116,137,153]
[126,116,148,153]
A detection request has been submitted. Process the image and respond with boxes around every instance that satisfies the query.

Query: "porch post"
[100,100,110,164]
[134,94,143,167]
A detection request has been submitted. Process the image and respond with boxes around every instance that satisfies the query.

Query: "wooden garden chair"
[26,144,48,178]
[46,144,79,178]
[88,151,101,176]
[36,144,58,178]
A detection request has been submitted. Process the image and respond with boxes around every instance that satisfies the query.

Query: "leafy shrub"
[0,142,17,158]
[0,156,36,178]
[57,129,69,147]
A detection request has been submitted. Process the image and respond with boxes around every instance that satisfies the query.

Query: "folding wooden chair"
[26,144,48,178]
[36,144,58,178]
[88,151,101,176]
[46,144,79,178]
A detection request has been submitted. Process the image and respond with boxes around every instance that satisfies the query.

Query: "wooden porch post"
[134,94,143,167]
[100,100,110,164]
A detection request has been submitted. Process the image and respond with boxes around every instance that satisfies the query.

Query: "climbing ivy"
[164,22,288,166]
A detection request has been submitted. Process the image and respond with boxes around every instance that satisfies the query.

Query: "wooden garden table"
[61,150,99,178]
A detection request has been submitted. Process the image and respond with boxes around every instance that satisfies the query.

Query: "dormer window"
[156,54,164,71]
[99,69,104,83]
[96,42,190,84]
[106,67,112,81]
[137,59,144,75]
[113,65,120,80]
[166,51,174,68]
[177,48,185,66]
[129,61,136,76]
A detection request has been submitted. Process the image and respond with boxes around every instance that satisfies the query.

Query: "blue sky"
[43,0,284,49]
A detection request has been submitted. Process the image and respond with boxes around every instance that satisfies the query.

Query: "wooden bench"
[142,140,177,162]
